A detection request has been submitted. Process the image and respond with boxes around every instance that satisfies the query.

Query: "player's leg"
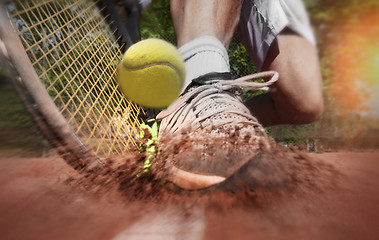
[159,0,275,190]
[170,0,241,48]
[246,30,324,126]
[170,0,242,89]
[239,0,324,126]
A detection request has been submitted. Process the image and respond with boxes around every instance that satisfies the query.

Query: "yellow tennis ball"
[118,38,186,109]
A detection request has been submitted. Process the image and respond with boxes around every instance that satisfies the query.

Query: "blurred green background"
[0,67,47,157]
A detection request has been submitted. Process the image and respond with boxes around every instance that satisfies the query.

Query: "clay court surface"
[0,150,378,240]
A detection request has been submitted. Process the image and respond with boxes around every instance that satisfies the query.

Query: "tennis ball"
[118,38,186,109]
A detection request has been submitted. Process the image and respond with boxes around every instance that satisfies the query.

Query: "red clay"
[0,150,379,240]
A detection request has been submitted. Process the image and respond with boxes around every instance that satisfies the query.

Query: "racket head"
[1,0,144,167]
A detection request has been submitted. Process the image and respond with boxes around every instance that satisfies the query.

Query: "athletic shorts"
[238,0,316,70]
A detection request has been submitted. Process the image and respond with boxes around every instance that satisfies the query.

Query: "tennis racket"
[0,0,145,170]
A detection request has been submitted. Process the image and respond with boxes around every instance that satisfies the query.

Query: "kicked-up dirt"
[0,149,379,240]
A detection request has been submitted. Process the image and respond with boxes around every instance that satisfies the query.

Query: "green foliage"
[228,35,257,78]
[0,75,34,129]
[0,69,47,156]
[138,119,158,173]
[140,0,175,44]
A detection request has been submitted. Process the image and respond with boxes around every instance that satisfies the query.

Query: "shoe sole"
[166,152,285,192]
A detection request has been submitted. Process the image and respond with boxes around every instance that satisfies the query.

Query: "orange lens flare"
[330,11,379,114]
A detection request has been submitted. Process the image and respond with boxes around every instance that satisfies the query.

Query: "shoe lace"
[157,71,279,135]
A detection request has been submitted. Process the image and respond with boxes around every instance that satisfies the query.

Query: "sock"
[179,36,230,90]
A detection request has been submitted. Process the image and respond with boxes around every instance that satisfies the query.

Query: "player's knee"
[302,99,323,123]
[287,69,324,124]
[278,83,324,125]
[293,94,324,124]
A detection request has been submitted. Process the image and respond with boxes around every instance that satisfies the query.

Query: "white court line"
[113,206,205,240]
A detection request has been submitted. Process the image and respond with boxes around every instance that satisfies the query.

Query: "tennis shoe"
[156,71,279,190]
